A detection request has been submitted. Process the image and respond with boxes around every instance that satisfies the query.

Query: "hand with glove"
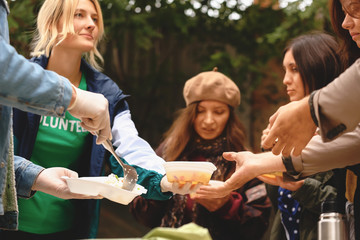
[160,176,202,195]
[67,85,111,144]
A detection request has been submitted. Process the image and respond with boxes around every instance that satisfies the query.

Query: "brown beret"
[183,69,240,107]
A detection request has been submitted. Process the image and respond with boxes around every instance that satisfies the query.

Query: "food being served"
[167,172,213,185]
[164,161,217,186]
[103,173,143,192]
[64,174,147,204]
[103,173,125,187]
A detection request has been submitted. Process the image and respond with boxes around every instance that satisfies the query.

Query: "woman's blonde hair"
[31,0,104,70]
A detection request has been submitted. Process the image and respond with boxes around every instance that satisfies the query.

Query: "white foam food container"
[64,175,147,205]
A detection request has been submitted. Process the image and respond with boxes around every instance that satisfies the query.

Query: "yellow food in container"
[164,161,217,187]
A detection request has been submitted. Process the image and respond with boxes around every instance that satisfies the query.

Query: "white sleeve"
[112,110,166,174]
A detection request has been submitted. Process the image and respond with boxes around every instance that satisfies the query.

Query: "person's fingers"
[173,182,180,189]
[222,174,245,192]
[260,136,267,148]
[222,152,237,161]
[96,127,111,144]
[183,182,192,191]
[292,143,307,156]
[88,130,113,145]
[80,120,97,131]
[64,169,79,178]
[261,126,270,138]
[89,194,104,199]
[262,110,282,149]
[262,130,279,150]
[84,195,103,199]
[190,183,202,192]
[196,185,223,198]
[197,183,232,198]
[96,113,112,144]
[95,134,106,145]
[268,109,279,129]
[71,193,104,199]
[80,118,112,144]
[280,138,295,157]
[271,138,286,155]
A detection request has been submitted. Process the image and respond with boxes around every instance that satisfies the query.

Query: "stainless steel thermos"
[318,198,349,240]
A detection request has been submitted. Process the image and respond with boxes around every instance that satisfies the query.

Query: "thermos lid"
[321,198,339,213]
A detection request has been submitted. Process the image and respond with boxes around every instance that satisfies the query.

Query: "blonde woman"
[3,0,188,239]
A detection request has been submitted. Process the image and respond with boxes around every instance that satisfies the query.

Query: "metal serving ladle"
[95,132,138,191]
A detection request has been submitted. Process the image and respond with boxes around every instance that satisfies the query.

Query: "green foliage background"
[7,0,333,149]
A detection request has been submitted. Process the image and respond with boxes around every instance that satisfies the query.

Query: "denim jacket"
[0,2,74,230]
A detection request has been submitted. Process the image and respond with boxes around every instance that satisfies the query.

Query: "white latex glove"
[67,86,111,144]
[32,167,103,200]
[160,176,202,195]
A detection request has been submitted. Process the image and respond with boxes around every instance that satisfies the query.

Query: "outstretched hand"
[196,152,259,198]
[191,180,231,211]
[260,124,271,151]
[196,151,286,198]
[160,176,202,195]
[262,97,316,156]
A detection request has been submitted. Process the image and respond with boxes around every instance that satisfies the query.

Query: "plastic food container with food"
[63,174,147,205]
[163,161,217,185]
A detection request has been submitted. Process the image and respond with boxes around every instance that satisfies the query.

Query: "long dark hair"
[284,32,343,93]
[330,0,360,67]
[161,103,247,161]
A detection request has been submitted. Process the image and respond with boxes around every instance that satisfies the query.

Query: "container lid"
[163,161,217,173]
[321,198,342,213]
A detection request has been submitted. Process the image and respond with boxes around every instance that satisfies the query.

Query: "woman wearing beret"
[129,69,272,240]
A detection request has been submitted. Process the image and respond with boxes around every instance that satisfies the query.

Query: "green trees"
[8,0,331,149]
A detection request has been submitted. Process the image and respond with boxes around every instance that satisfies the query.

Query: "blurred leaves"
[7,0,39,56]
[7,0,330,147]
